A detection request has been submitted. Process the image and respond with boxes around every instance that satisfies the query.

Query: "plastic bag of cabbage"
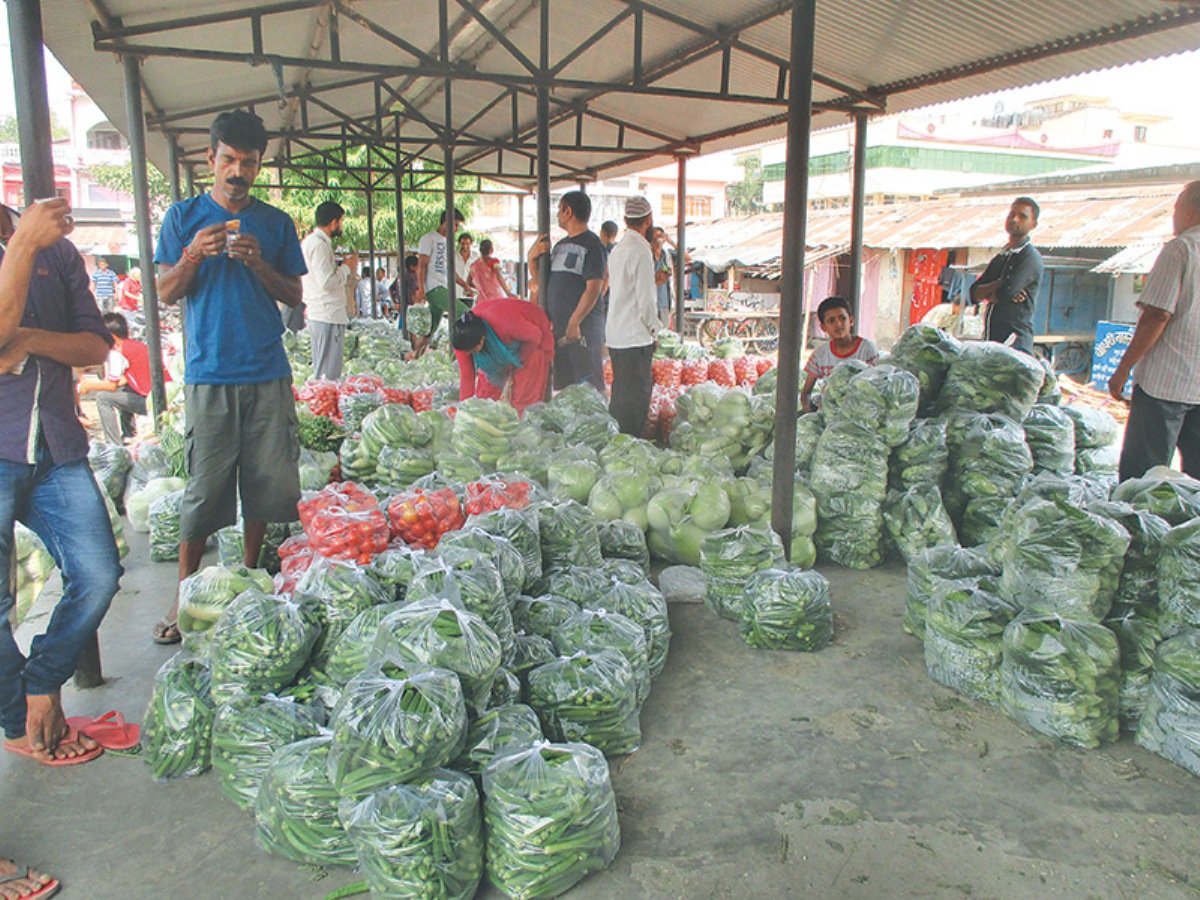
[483,741,621,899]
[699,525,785,621]
[208,590,322,706]
[328,660,467,798]
[256,734,357,866]
[934,342,1045,422]
[904,545,999,639]
[671,383,773,472]
[211,696,324,811]
[1000,614,1120,748]
[740,567,832,651]
[141,652,217,781]
[88,441,133,504]
[1156,518,1200,638]
[884,484,957,563]
[820,364,920,448]
[889,419,949,490]
[341,769,484,900]
[589,468,660,533]
[1022,404,1076,476]
[176,565,274,651]
[925,577,1020,704]
[1136,630,1200,777]
[995,499,1130,622]
[942,413,1032,526]
[11,525,54,627]
[887,324,962,414]
[1111,468,1200,524]
[645,479,732,567]
[528,649,641,755]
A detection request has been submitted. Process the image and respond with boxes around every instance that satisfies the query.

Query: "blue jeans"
[0,446,122,739]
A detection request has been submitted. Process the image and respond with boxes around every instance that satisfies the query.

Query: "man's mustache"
[227,177,249,187]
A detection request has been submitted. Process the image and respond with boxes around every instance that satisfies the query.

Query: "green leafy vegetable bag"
[883,484,957,563]
[934,341,1045,422]
[483,742,620,899]
[996,499,1130,622]
[740,567,833,651]
[328,661,467,798]
[1022,403,1075,476]
[211,696,324,811]
[887,323,961,415]
[1135,630,1200,777]
[925,577,1020,703]
[342,769,484,900]
[256,734,357,866]
[1000,614,1121,748]
[208,590,322,706]
[597,519,651,572]
[141,652,216,781]
[1111,470,1200,525]
[904,545,998,638]
[1156,518,1200,638]
[1103,608,1159,731]
[536,500,604,570]
[889,419,949,490]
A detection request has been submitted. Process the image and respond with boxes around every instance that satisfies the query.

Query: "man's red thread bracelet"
[183,246,204,264]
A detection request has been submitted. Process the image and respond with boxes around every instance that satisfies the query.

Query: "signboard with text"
[1091,320,1136,391]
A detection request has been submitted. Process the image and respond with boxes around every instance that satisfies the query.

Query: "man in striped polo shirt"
[1108,181,1200,481]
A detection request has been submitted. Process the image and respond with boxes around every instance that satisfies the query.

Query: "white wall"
[1109,274,1141,323]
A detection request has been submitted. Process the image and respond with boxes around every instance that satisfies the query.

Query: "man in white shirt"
[414,208,467,355]
[454,232,479,299]
[1109,180,1200,480]
[300,201,356,380]
[605,196,659,435]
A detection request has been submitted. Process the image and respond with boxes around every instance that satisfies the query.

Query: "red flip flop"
[3,726,104,766]
[0,862,60,900]
[65,711,140,751]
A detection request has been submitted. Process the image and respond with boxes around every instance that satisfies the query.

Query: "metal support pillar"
[184,164,195,198]
[441,0,457,349]
[167,137,183,204]
[365,145,377,318]
[770,0,816,560]
[674,154,688,334]
[848,110,868,315]
[7,0,55,203]
[517,193,526,296]
[394,124,406,321]
[535,0,551,298]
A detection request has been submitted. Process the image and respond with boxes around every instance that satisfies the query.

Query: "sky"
[0,16,1197,149]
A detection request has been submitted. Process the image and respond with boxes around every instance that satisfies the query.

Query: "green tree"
[87,162,173,226]
[0,112,70,143]
[727,153,765,216]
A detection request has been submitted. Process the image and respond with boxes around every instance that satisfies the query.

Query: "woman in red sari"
[451,298,554,414]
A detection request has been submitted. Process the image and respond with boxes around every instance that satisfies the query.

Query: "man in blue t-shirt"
[528,190,607,391]
[150,109,307,644]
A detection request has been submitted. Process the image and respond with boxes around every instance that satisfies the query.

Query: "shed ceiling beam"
[453,0,538,75]
[90,0,325,41]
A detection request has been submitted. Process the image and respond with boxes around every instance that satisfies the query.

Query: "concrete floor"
[4,529,1199,900]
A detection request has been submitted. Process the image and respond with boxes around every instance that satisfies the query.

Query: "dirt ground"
[3,530,1199,900]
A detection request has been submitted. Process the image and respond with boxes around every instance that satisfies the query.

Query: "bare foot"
[23,695,98,760]
[0,859,55,899]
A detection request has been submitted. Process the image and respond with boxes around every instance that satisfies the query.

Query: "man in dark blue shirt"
[151,110,306,644]
[0,198,121,765]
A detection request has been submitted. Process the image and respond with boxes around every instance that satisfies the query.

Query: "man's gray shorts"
[180,377,301,543]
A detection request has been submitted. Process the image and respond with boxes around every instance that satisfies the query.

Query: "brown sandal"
[151,619,181,645]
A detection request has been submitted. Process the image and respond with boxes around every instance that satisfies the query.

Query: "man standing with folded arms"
[150,109,307,644]
[605,197,659,435]
[0,198,121,765]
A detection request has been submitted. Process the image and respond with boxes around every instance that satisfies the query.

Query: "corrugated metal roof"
[686,182,1183,270]
[39,0,1200,190]
[1092,242,1164,274]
